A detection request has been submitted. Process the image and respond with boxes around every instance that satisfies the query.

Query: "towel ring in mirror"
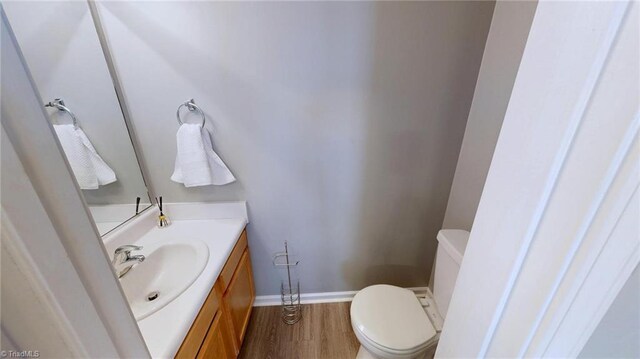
[176,99,205,128]
[45,98,79,129]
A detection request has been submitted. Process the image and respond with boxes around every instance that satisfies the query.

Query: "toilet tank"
[433,229,470,319]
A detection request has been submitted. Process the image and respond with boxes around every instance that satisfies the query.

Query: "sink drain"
[146,291,160,301]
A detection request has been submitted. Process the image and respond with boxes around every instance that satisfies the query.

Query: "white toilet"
[350,229,470,359]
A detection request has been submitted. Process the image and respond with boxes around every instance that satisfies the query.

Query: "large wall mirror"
[4,1,152,235]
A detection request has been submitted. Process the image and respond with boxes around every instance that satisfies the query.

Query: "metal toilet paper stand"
[273,241,301,324]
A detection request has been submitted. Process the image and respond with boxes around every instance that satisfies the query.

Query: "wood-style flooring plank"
[239,302,360,359]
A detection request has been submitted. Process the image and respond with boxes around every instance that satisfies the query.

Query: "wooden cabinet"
[175,282,221,359]
[197,312,233,359]
[224,250,255,349]
[175,229,255,358]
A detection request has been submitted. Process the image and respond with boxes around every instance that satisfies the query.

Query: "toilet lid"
[351,285,436,352]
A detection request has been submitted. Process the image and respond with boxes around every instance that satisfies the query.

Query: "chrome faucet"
[112,245,145,278]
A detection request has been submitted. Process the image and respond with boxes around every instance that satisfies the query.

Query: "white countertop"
[95,221,122,235]
[89,203,151,235]
[102,203,248,358]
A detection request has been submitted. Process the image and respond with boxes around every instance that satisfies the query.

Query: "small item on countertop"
[135,196,141,215]
[156,196,171,228]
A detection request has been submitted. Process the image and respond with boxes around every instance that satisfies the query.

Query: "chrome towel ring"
[45,98,79,129]
[176,99,205,128]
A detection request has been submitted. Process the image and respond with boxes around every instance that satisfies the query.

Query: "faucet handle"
[114,244,143,255]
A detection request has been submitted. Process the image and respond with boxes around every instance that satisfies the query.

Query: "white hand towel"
[53,124,117,190]
[171,123,236,187]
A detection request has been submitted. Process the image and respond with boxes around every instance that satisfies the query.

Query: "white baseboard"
[254,286,430,307]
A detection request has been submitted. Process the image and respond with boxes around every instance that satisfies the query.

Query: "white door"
[437,1,639,357]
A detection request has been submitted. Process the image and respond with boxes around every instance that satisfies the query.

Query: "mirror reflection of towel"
[171,123,236,187]
[53,124,117,190]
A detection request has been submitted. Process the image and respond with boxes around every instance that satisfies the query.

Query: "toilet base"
[355,344,437,359]
[356,346,375,359]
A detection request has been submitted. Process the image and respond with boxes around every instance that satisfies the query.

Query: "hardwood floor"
[238,302,360,359]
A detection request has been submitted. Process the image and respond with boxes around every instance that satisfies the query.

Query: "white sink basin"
[120,240,209,320]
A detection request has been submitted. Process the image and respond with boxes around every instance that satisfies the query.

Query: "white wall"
[96,1,495,295]
[443,0,537,231]
[3,1,149,205]
[579,264,640,358]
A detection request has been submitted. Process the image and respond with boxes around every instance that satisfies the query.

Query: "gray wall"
[442,0,537,231]
[97,1,495,295]
[3,1,149,205]
[579,265,640,359]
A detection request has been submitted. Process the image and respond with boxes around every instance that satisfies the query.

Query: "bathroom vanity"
[175,229,254,358]
[103,203,254,358]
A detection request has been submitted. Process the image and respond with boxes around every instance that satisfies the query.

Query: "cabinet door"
[224,249,255,347]
[197,312,233,359]
[175,282,221,358]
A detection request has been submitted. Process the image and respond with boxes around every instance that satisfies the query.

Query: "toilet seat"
[351,285,437,356]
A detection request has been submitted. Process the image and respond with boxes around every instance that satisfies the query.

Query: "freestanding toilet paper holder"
[273,241,301,325]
